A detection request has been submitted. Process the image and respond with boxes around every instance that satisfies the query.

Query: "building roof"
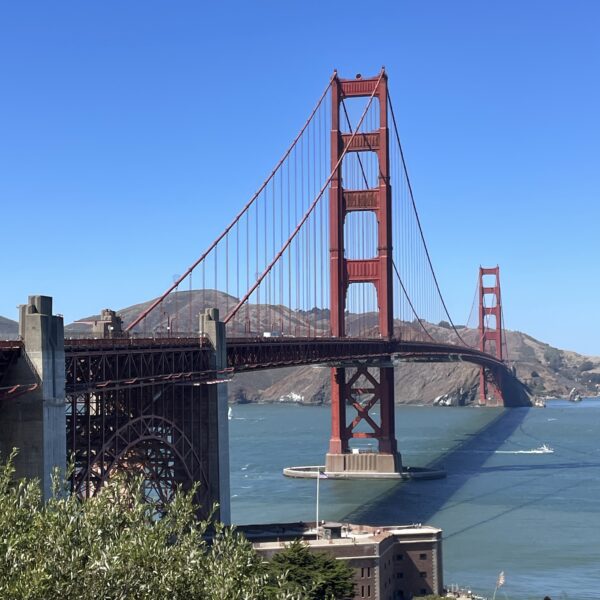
[240,521,442,552]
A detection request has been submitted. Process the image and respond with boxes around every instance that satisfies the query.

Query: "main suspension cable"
[126,75,335,332]
[392,260,436,342]
[225,71,385,324]
[387,90,470,347]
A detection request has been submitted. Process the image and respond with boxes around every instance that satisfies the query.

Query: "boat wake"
[495,444,554,455]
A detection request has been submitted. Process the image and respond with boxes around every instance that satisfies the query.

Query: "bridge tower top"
[478,266,503,361]
[329,69,392,339]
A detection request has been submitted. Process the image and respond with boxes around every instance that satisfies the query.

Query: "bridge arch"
[73,414,209,508]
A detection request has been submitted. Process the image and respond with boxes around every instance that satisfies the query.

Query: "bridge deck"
[0,341,24,399]
[2,336,508,394]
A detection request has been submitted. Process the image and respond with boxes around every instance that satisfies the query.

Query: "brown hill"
[63,290,600,404]
[0,316,18,339]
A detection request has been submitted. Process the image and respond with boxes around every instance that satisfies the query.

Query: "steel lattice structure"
[65,339,221,514]
[60,334,516,506]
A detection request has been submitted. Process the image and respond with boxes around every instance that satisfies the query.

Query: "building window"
[419,553,427,560]
[361,567,365,578]
[367,567,371,578]
[361,585,365,597]
[367,584,371,597]
[396,553,403,560]
[397,572,404,579]
[420,571,427,578]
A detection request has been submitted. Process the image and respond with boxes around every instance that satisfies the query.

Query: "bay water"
[229,400,600,600]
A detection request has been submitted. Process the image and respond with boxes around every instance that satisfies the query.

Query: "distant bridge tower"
[326,70,401,475]
[478,266,505,406]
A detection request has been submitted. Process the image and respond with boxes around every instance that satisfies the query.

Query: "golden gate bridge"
[0,70,528,518]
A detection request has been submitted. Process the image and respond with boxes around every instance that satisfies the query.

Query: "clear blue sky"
[1,1,599,354]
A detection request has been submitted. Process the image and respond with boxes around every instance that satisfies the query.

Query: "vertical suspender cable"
[388,91,468,347]
[225,73,384,324]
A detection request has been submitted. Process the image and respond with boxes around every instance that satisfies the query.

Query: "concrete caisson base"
[282,464,446,480]
[325,451,401,475]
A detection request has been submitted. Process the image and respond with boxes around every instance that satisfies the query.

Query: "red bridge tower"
[478,266,505,406]
[326,71,401,475]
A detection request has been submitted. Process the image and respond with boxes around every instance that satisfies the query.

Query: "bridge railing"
[64,335,208,350]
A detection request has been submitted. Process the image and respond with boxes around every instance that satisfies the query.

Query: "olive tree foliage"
[0,451,300,600]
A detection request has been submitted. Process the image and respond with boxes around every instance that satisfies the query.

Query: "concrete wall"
[0,296,66,499]
[251,524,443,600]
[200,308,231,525]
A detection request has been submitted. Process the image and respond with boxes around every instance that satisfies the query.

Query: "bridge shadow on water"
[340,408,533,527]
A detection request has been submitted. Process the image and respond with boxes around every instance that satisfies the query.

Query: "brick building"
[242,522,443,600]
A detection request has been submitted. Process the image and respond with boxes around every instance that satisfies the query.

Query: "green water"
[229,401,600,599]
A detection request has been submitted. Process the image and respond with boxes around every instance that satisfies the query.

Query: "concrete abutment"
[200,308,231,524]
[0,295,66,499]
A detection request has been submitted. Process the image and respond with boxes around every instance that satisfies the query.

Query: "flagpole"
[315,466,320,539]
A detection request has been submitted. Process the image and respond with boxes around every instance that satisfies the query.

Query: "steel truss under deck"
[0,334,512,510]
[65,339,218,511]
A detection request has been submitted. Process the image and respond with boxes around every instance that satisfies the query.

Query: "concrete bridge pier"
[0,295,66,499]
[325,363,403,479]
[200,308,231,524]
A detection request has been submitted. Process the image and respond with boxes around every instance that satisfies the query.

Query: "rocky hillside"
[233,328,600,406]
[4,289,599,403]
[505,330,600,399]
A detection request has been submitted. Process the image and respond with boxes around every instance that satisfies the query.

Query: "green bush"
[0,450,300,600]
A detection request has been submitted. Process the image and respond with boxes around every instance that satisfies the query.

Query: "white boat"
[445,584,489,599]
[278,392,305,403]
[568,387,582,403]
[533,397,546,408]
[228,407,233,420]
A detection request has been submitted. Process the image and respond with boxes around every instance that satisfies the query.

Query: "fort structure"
[247,521,444,599]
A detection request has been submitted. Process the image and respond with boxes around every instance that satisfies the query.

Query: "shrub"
[0,450,298,600]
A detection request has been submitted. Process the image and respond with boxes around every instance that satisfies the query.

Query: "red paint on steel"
[478,266,505,406]
[328,70,397,456]
[0,383,38,401]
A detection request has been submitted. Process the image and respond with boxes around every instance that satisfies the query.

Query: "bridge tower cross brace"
[478,266,505,406]
[327,71,399,471]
